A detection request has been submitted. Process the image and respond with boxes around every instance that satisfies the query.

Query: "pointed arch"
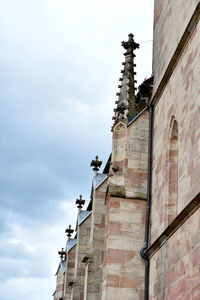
[113,121,126,132]
[168,117,178,223]
[112,121,126,144]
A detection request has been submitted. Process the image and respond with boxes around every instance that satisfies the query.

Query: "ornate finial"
[121,33,139,55]
[90,155,102,172]
[65,225,74,238]
[58,247,66,260]
[112,34,139,128]
[75,195,85,209]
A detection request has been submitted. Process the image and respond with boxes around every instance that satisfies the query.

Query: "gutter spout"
[140,102,154,300]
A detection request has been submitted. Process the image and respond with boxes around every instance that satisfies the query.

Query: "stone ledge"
[146,192,200,258]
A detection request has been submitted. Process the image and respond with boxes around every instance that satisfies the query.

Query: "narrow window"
[168,119,178,223]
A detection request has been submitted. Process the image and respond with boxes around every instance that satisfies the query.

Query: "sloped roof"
[77,210,92,226]
[55,259,67,276]
[60,260,66,274]
[93,173,108,190]
[87,173,108,211]
[66,238,77,252]
[127,106,148,127]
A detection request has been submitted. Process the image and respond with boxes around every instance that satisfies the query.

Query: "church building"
[53,1,200,299]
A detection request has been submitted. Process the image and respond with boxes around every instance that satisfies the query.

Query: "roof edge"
[127,106,148,127]
[95,175,108,190]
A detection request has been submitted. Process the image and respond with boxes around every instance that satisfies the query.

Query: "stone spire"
[112,33,139,125]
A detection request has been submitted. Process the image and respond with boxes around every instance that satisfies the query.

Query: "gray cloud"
[0,240,51,281]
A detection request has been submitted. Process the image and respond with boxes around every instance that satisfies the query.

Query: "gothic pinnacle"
[112,34,139,128]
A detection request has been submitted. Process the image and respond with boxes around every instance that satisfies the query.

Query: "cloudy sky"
[0,0,153,299]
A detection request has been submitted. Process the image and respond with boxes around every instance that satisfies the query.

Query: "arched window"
[168,118,178,223]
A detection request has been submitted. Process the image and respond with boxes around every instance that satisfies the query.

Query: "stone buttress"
[82,173,108,300]
[101,34,149,300]
[65,237,77,300]
[53,33,151,300]
[72,206,92,300]
[53,257,66,300]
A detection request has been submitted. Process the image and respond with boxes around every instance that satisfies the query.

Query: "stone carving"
[58,247,66,260]
[65,225,74,238]
[90,155,102,171]
[75,195,85,209]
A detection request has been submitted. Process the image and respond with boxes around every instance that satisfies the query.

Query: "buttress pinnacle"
[112,34,139,126]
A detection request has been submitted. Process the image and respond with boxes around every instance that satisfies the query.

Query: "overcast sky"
[0,1,154,299]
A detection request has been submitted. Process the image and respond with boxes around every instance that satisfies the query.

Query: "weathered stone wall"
[54,265,65,300]
[99,109,149,299]
[149,208,200,300]
[125,111,149,199]
[84,179,107,300]
[73,214,91,300]
[151,19,200,243]
[101,196,146,300]
[110,110,149,200]
[153,0,200,94]
[149,1,200,299]
[65,245,76,300]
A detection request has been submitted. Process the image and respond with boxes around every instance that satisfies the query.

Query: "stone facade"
[85,178,107,300]
[153,0,200,94]
[53,1,200,299]
[65,244,76,300]
[149,0,200,299]
[102,196,146,300]
[149,208,200,300]
[73,214,91,300]
[54,261,66,300]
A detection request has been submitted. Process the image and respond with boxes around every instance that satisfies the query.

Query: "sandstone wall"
[101,196,146,300]
[149,208,200,300]
[73,215,91,300]
[54,266,65,300]
[110,110,149,199]
[153,0,200,94]
[149,2,200,299]
[84,179,107,300]
[151,19,200,243]
[65,245,76,300]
